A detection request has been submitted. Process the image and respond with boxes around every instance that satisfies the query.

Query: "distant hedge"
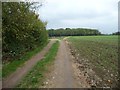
[2,2,48,62]
[48,28,101,37]
[112,31,120,35]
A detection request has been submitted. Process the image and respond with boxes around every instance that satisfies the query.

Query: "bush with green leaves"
[2,2,48,62]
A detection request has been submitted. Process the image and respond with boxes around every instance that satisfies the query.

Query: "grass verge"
[17,41,59,88]
[2,41,49,78]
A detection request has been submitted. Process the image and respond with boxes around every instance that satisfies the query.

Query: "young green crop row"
[68,35,118,87]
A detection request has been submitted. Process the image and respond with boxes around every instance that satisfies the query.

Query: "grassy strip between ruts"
[2,41,49,78]
[17,40,59,88]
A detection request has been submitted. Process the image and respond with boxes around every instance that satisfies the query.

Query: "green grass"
[68,35,118,84]
[17,41,59,88]
[2,41,49,78]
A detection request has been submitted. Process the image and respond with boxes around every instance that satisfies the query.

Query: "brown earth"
[41,39,90,88]
[2,40,56,88]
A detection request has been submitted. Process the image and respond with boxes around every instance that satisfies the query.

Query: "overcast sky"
[24,0,119,34]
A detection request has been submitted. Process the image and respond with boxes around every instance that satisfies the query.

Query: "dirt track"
[3,40,56,88]
[3,39,91,88]
[42,39,90,88]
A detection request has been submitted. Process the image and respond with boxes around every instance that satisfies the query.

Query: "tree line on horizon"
[112,31,120,35]
[48,28,101,37]
[2,2,48,62]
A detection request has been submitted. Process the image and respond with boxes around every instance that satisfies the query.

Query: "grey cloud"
[38,0,118,34]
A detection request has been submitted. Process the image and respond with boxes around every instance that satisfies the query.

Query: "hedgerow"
[2,2,48,62]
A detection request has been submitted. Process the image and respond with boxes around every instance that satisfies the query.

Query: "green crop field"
[67,35,119,87]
